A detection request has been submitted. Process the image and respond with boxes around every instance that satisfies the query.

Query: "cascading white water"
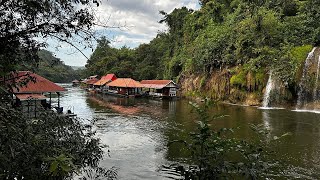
[262,72,273,108]
[296,47,317,109]
[313,56,320,102]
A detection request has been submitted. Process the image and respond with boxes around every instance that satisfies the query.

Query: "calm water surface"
[58,84,320,179]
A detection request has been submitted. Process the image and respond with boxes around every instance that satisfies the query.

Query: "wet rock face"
[178,47,320,108]
[179,68,292,107]
[296,47,320,109]
[245,93,260,106]
[179,70,232,100]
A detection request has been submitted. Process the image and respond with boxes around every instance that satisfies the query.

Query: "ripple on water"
[258,107,285,110]
[93,113,172,179]
[292,109,320,114]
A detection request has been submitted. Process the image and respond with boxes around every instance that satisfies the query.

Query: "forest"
[37,50,81,83]
[85,0,320,103]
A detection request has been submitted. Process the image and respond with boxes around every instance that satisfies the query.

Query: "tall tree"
[0,1,116,179]
[0,0,101,76]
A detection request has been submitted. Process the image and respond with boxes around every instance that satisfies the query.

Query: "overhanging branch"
[48,33,90,60]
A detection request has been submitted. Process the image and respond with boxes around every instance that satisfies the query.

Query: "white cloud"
[184,0,199,9]
[51,0,200,66]
[110,34,150,47]
[94,0,200,43]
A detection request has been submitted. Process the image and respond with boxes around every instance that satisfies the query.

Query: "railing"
[149,92,162,97]
[108,90,118,94]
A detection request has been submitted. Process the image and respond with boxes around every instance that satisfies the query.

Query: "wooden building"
[86,78,99,88]
[11,71,66,117]
[82,75,99,88]
[72,79,80,86]
[140,80,177,98]
[106,78,143,97]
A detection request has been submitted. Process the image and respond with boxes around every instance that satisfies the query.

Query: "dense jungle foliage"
[36,50,81,83]
[85,0,319,92]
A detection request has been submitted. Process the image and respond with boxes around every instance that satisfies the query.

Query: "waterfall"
[296,47,317,109]
[313,56,320,102]
[262,72,273,108]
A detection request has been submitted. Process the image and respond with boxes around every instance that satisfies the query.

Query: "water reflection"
[58,84,179,179]
[95,115,169,179]
[58,84,95,120]
[262,111,271,130]
[261,111,272,142]
[57,84,320,179]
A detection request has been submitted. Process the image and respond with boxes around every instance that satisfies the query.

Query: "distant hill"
[36,50,81,83]
[18,50,81,83]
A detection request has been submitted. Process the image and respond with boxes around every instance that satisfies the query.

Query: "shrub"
[0,106,114,180]
[230,69,247,88]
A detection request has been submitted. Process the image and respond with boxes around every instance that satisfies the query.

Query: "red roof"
[140,80,176,89]
[94,74,117,86]
[12,71,66,93]
[102,74,117,81]
[15,94,47,101]
[107,78,143,88]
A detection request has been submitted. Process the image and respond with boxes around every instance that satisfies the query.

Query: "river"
[57,84,320,179]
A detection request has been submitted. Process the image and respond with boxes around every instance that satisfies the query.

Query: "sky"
[45,0,200,67]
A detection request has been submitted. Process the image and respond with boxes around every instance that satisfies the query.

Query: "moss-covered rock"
[230,68,246,88]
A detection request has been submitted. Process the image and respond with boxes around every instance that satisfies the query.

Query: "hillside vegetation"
[85,0,320,104]
[19,50,81,83]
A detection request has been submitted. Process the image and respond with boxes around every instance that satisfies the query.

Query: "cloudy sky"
[46,0,200,67]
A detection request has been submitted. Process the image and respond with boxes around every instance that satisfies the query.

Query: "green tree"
[0,0,100,76]
[29,50,80,83]
[85,38,137,78]
[85,37,118,77]
[0,107,115,179]
[0,1,116,179]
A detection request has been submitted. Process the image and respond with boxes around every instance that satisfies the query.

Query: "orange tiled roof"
[94,79,111,86]
[140,80,175,89]
[12,71,66,93]
[107,78,143,88]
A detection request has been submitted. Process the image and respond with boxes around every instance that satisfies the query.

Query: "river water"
[58,84,320,179]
